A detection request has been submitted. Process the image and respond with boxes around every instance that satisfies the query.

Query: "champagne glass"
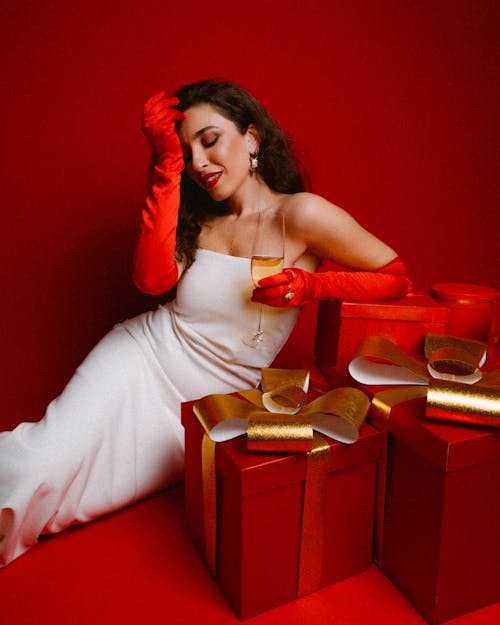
[242,211,285,348]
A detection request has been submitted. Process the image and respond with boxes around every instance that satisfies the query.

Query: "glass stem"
[256,304,263,337]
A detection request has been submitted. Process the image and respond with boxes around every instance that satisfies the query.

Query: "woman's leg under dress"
[0,324,184,567]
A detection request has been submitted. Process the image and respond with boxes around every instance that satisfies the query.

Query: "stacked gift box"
[315,283,500,624]
[374,394,500,624]
[181,377,381,619]
[181,283,500,623]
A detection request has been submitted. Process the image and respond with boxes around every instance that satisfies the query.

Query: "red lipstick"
[200,171,222,190]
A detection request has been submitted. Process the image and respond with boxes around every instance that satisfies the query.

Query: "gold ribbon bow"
[194,384,371,452]
[348,333,488,386]
[349,334,500,428]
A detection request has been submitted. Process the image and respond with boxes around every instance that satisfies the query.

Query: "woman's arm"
[285,192,398,269]
[253,193,413,306]
[132,92,185,296]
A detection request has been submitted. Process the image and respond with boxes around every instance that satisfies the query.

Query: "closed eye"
[202,135,219,148]
[182,132,220,164]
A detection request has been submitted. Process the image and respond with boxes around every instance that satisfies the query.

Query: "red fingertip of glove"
[144,91,165,108]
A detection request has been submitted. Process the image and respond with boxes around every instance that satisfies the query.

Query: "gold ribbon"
[426,379,500,427]
[355,335,500,428]
[194,386,370,451]
[369,386,429,564]
[297,433,331,597]
[201,432,217,573]
[349,334,488,387]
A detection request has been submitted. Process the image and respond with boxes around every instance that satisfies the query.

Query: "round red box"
[430,282,496,342]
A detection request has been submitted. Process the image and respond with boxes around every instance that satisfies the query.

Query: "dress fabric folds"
[0,249,300,566]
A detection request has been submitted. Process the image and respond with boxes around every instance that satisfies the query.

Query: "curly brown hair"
[172,79,306,268]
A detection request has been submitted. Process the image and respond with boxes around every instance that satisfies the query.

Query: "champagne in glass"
[251,255,284,285]
[243,211,285,348]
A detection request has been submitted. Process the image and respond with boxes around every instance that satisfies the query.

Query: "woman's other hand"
[142,92,185,170]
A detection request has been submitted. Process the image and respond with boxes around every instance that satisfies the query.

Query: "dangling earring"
[249,150,259,175]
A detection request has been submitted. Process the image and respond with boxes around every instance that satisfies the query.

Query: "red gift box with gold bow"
[181,371,381,619]
[347,335,500,624]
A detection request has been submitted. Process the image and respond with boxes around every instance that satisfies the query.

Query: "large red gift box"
[181,398,381,619]
[315,295,449,382]
[377,396,500,624]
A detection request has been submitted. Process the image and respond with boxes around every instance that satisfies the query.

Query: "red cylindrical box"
[430,282,496,342]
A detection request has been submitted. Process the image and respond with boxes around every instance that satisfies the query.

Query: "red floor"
[1,485,498,625]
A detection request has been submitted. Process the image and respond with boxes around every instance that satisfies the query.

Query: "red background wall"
[1,0,498,428]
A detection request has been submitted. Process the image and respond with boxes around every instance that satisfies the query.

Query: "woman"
[0,79,411,567]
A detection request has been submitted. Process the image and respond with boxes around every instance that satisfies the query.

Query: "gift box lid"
[181,400,381,498]
[330,294,449,322]
[431,282,496,305]
[387,397,500,472]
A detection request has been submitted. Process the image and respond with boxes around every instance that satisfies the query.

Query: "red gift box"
[377,396,500,624]
[315,295,449,383]
[181,398,381,619]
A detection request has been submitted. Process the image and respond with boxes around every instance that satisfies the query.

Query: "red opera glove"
[132,92,186,295]
[252,257,413,307]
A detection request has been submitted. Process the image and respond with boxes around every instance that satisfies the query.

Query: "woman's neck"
[225,177,281,217]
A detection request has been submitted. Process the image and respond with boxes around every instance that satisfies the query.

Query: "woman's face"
[177,103,258,201]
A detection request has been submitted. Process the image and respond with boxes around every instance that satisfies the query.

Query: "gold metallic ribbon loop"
[426,379,500,427]
[424,333,486,383]
[349,334,488,386]
[247,413,313,453]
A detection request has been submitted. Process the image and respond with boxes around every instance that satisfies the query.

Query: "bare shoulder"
[282,192,356,233]
[280,192,397,268]
[282,191,332,211]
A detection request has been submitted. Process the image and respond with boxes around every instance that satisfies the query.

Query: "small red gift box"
[181,398,381,619]
[376,396,500,624]
[315,295,449,383]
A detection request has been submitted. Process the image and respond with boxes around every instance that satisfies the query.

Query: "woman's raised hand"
[142,91,186,169]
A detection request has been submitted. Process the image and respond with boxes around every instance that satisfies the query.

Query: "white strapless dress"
[0,249,300,566]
